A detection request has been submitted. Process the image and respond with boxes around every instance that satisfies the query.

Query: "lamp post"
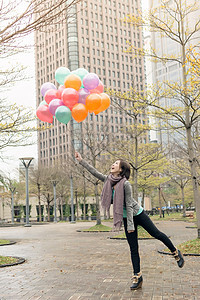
[19,157,34,227]
[70,174,75,223]
[52,181,57,223]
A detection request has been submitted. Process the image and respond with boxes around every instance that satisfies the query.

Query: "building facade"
[35,0,148,166]
[149,0,200,147]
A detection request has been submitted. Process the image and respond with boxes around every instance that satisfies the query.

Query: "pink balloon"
[90,81,104,93]
[78,88,90,104]
[44,89,58,104]
[49,99,64,116]
[56,85,65,99]
[62,88,79,110]
[89,88,100,94]
[36,105,53,123]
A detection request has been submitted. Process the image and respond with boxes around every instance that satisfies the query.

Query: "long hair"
[118,159,131,180]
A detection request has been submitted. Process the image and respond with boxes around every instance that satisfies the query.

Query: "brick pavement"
[0,220,199,300]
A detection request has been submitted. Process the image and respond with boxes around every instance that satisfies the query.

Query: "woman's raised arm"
[75,151,107,182]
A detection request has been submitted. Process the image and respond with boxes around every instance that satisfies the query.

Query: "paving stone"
[0,220,199,300]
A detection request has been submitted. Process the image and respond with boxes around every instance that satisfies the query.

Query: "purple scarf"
[101,174,127,230]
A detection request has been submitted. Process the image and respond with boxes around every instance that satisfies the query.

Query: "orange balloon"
[64,74,82,91]
[85,93,101,112]
[72,103,88,122]
[94,93,111,115]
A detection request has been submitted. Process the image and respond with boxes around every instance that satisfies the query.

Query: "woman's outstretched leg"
[135,211,184,267]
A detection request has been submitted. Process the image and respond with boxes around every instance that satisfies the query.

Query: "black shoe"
[130,272,143,290]
[172,249,185,268]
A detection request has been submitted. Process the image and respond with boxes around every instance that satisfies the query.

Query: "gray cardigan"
[79,159,141,231]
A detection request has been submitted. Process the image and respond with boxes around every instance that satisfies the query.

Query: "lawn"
[112,226,153,239]
[0,239,10,245]
[163,238,200,255]
[0,256,17,266]
[149,212,196,222]
[82,224,112,232]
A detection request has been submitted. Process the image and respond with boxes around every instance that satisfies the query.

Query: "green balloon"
[55,106,71,124]
[55,67,70,85]
[39,100,48,106]
[73,68,89,80]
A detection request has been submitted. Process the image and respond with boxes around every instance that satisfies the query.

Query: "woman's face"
[110,160,122,176]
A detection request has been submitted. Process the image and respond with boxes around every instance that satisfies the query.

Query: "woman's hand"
[75,151,82,162]
[128,230,135,233]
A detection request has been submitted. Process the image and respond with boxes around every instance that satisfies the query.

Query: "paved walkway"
[0,220,199,300]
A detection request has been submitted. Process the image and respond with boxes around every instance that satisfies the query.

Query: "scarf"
[101,174,127,230]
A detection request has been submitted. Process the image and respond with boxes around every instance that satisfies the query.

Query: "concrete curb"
[158,249,200,257]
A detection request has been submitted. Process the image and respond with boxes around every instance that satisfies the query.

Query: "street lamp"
[70,174,75,223]
[19,157,34,227]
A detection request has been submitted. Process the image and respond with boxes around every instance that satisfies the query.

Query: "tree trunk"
[95,183,101,225]
[83,175,86,220]
[181,183,186,217]
[158,185,162,218]
[37,184,41,222]
[60,196,63,221]
[180,18,200,237]
[141,189,145,208]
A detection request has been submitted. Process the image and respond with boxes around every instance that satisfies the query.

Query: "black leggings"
[123,211,176,274]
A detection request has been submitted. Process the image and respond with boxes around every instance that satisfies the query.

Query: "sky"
[0,36,37,179]
[0,0,150,179]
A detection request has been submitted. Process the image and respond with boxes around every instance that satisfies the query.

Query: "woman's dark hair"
[119,159,131,180]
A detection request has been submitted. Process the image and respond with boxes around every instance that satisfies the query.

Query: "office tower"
[35,0,148,166]
[149,0,200,147]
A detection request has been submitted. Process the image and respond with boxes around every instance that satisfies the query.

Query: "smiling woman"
[74,151,185,290]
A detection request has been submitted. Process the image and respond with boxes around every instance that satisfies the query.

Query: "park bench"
[185,211,194,218]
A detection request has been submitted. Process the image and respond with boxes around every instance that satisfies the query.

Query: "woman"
[75,152,184,290]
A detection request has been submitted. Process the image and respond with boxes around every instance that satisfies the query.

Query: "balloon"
[72,103,88,122]
[41,82,56,97]
[49,99,64,116]
[85,93,101,111]
[64,74,82,91]
[62,88,79,110]
[83,73,99,90]
[44,89,58,104]
[73,68,89,80]
[90,81,104,93]
[94,93,111,115]
[55,67,70,85]
[36,105,53,123]
[39,100,48,106]
[78,88,90,104]
[55,106,71,125]
[89,88,100,94]
[56,85,65,99]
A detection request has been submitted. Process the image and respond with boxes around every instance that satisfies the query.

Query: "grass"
[0,239,10,245]
[112,226,153,239]
[0,256,17,266]
[82,224,112,232]
[149,212,196,222]
[164,238,200,254]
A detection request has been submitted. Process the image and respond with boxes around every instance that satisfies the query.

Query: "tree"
[124,0,200,238]
[0,0,82,55]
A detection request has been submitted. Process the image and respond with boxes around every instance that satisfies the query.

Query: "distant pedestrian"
[75,152,184,290]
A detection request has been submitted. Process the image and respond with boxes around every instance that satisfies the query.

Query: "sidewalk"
[0,220,199,300]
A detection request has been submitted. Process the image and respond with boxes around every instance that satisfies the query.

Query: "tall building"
[35,0,148,166]
[149,0,200,147]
